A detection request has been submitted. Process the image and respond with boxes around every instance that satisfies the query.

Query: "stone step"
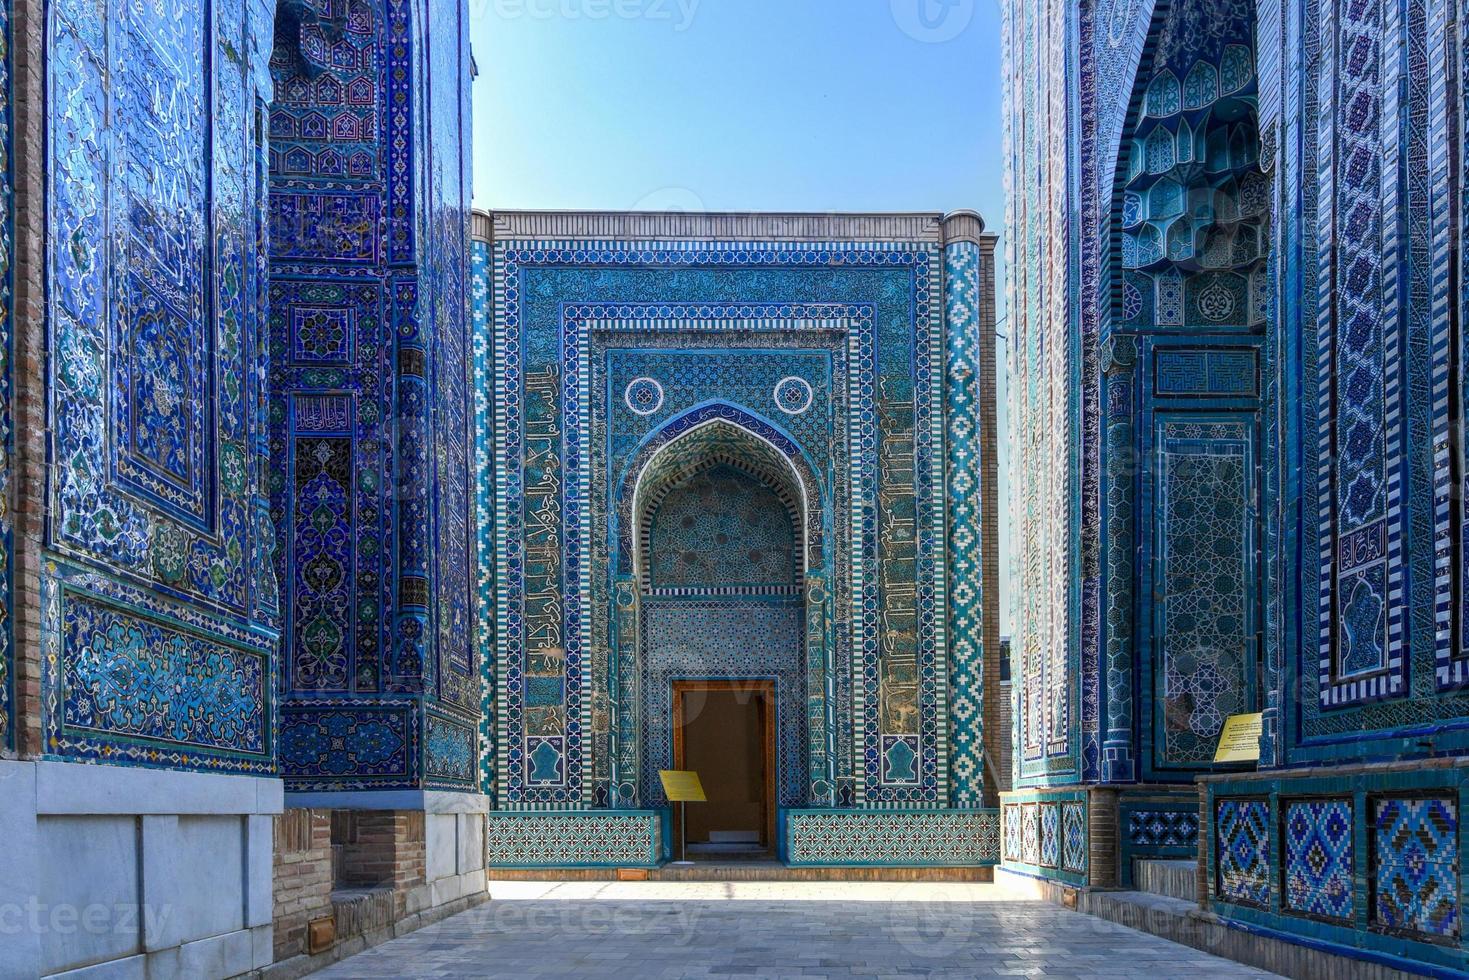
[491,863,994,883]
[1134,858,1198,902]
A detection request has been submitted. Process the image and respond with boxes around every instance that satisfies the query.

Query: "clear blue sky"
[470,0,1010,631]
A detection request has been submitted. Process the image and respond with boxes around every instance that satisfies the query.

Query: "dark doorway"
[673,679,776,856]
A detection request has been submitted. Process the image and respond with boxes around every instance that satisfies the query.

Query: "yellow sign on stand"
[1214,712,1263,763]
[659,769,706,802]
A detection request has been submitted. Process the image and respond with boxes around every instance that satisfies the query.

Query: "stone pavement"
[310,880,1280,979]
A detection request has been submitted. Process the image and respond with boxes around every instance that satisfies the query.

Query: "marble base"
[0,760,282,979]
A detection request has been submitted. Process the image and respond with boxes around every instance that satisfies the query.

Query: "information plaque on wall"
[1214,712,1263,764]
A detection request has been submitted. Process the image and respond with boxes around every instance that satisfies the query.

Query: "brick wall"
[333,810,426,899]
[10,0,50,759]
[272,809,333,961]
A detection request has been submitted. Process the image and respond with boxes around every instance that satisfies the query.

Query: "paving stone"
[310,881,1280,979]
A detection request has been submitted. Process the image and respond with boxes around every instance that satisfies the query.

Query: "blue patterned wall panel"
[487,811,667,868]
[1151,417,1255,769]
[1283,799,1353,921]
[1215,798,1270,907]
[279,702,415,790]
[1313,0,1406,708]
[645,465,797,591]
[640,599,804,808]
[1288,0,1469,760]
[1000,788,1091,885]
[784,808,999,867]
[472,235,495,797]
[45,0,279,771]
[268,0,476,791]
[1371,796,1459,940]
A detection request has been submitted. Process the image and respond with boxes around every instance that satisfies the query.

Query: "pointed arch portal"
[610,405,834,812]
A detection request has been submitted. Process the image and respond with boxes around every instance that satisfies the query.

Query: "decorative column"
[268,0,481,806]
[941,211,1000,807]
[805,573,835,805]
[611,576,641,806]
[1100,334,1138,783]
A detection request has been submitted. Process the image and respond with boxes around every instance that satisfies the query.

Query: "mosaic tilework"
[640,599,805,808]
[42,571,277,774]
[1062,802,1086,873]
[268,0,476,789]
[646,464,798,591]
[784,809,1000,867]
[1039,803,1060,868]
[1005,0,1079,785]
[945,241,986,807]
[0,0,10,751]
[1154,418,1254,767]
[425,710,478,790]
[487,812,666,868]
[1129,809,1200,849]
[1001,790,1092,885]
[472,235,495,798]
[1216,799,1270,907]
[44,0,280,771]
[279,702,415,789]
[59,589,268,758]
[1283,799,1353,921]
[486,246,950,808]
[1372,796,1459,939]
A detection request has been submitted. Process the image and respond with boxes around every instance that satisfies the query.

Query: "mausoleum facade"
[473,210,1002,867]
[1004,0,1469,975]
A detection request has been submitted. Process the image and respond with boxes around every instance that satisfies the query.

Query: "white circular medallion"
[773,376,814,416]
[624,377,664,416]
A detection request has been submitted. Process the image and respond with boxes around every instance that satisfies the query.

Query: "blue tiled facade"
[9,0,477,794]
[472,213,1001,863]
[42,0,282,774]
[1005,0,1469,972]
[267,0,478,793]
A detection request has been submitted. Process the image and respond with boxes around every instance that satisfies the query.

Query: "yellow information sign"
[1214,712,1263,763]
[659,770,707,802]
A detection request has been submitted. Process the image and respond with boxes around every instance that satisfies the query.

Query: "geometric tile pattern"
[639,599,805,808]
[486,812,666,869]
[1283,799,1353,920]
[1062,802,1087,873]
[1021,804,1040,866]
[1040,803,1060,868]
[1371,797,1459,939]
[784,809,1000,867]
[1216,799,1270,907]
[944,241,987,807]
[1001,792,1089,885]
[266,0,478,791]
[1155,419,1254,767]
[1004,804,1022,861]
[1129,809,1201,848]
